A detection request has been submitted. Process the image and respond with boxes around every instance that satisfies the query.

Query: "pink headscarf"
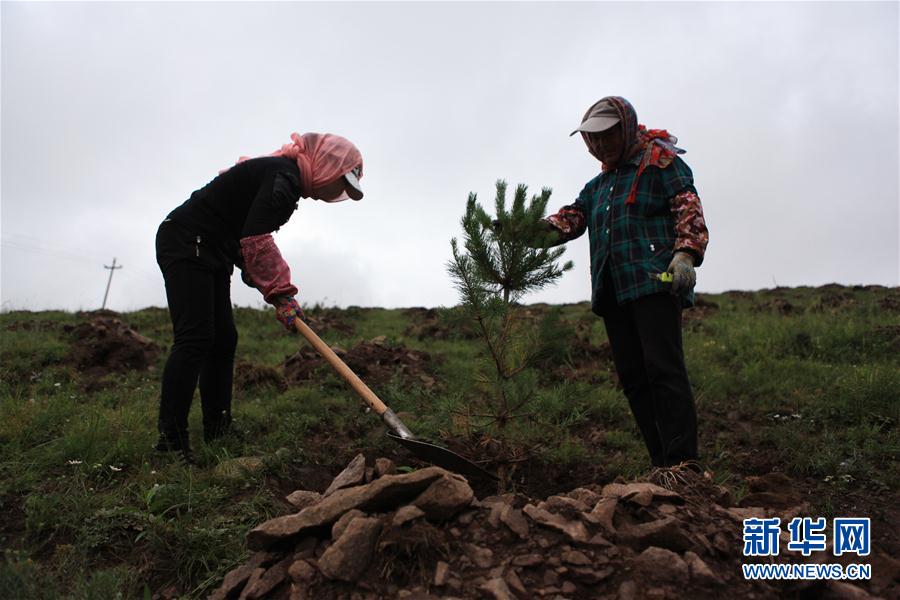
[221,132,363,198]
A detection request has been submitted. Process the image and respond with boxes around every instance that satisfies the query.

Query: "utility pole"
[101,258,123,310]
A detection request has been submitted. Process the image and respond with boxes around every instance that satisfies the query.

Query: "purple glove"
[273,296,305,331]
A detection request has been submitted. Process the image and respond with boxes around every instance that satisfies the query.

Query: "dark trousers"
[158,260,238,443]
[600,270,698,467]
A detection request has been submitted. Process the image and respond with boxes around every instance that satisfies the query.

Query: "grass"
[0,284,898,597]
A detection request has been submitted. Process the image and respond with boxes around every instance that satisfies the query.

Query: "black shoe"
[204,412,244,444]
[154,433,194,464]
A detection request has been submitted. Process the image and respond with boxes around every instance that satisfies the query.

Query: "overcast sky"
[2,1,898,313]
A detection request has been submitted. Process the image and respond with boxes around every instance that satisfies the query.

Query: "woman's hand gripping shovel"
[292,318,498,482]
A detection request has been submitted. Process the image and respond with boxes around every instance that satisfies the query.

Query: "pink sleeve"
[239,234,299,304]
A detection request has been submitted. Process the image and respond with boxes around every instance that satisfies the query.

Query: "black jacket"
[157,156,303,271]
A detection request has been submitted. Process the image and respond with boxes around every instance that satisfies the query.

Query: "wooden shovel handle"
[293,318,388,416]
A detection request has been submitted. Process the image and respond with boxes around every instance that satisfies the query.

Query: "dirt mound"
[550,324,616,385]
[303,311,355,336]
[811,290,857,313]
[75,309,121,319]
[684,296,720,331]
[752,298,798,315]
[283,337,438,390]
[403,308,478,341]
[879,294,900,312]
[235,360,287,392]
[874,325,900,352]
[403,319,454,341]
[64,317,160,379]
[283,348,324,384]
[5,320,62,332]
[212,458,893,600]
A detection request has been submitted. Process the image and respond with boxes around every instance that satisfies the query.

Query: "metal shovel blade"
[386,431,498,481]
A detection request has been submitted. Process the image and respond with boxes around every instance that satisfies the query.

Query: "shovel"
[292,318,497,481]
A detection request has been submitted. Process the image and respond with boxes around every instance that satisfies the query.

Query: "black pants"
[156,223,237,444]
[600,270,698,467]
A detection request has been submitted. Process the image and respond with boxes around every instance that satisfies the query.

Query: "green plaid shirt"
[549,155,705,315]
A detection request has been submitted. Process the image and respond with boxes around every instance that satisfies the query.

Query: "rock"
[511,554,543,568]
[589,497,617,533]
[569,566,613,584]
[541,495,591,518]
[504,569,527,598]
[209,552,276,600]
[247,467,447,549]
[487,503,504,528]
[723,506,766,523]
[374,457,396,478]
[684,551,721,586]
[393,505,426,527]
[293,537,317,559]
[332,509,366,540]
[433,561,451,586]
[714,486,734,507]
[561,550,591,566]
[287,582,308,600]
[323,453,367,497]
[237,569,265,600]
[318,516,383,581]
[712,532,730,555]
[617,516,693,552]
[285,490,322,511]
[214,456,265,480]
[287,559,317,583]
[464,543,494,569]
[585,533,613,547]
[601,482,683,506]
[365,467,375,483]
[240,556,293,600]
[618,580,638,600]
[499,506,529,539]
[561,581,577,594]
[779,501,811,523]
[631,546,689,585]
[824,581,874,599]
[566,487,602,506]
[412,474,474,520]
[480,577,515,600]
[523,503,590,543]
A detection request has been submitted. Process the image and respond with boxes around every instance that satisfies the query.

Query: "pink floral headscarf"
[222,132,363,198]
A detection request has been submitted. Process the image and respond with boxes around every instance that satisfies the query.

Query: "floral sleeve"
[670,190,709,266]
[543,204,587,245]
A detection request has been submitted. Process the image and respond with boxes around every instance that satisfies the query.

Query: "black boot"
[203,411,241,444]
[154,431,194,464]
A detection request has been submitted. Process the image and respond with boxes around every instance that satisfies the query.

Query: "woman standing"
[545,97,709,470]
[154,132,364,460]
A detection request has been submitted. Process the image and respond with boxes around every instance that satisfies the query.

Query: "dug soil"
[64,316,160,385]
[283,336,439,390]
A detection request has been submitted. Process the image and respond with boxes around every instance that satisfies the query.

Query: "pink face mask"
[321,191,350,203]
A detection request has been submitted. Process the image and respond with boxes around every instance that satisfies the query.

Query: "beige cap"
[570,99,620,136]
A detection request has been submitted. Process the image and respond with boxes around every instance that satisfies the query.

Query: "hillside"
[0,284,897,598]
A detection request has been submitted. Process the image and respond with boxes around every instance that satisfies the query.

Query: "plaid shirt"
[547,154,709,315]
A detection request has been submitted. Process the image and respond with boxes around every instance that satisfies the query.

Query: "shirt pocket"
[643,218,676,274]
